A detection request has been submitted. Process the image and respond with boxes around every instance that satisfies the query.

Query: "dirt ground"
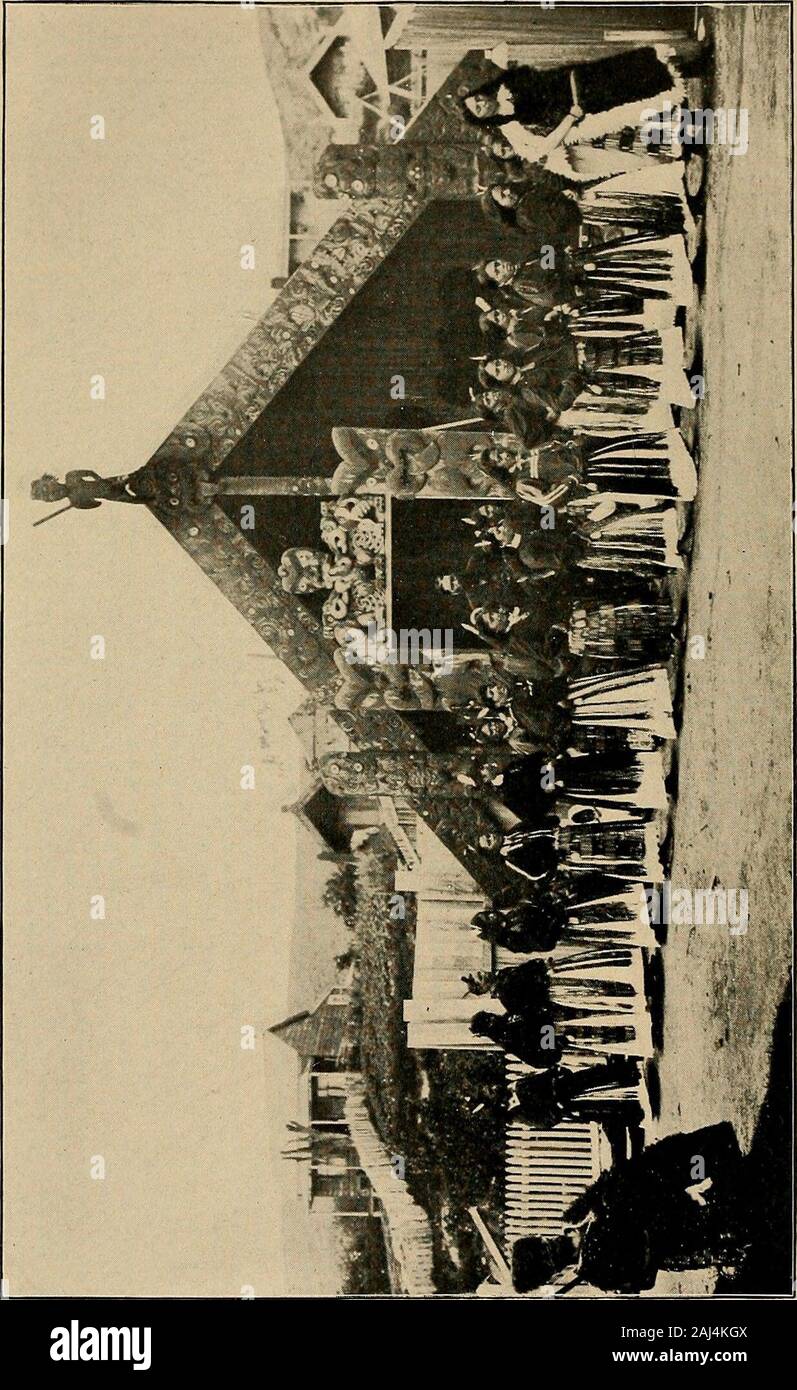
[650,4,793,1296]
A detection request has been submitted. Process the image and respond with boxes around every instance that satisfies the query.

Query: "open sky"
[5,1,342,1297]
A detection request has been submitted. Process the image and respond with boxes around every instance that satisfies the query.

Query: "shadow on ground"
[716,982,793,1295]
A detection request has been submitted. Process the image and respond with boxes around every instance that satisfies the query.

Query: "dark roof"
[284,778,352,854]
[146,51,492,471]
[270,989,353,1060]
[141,51,505,898]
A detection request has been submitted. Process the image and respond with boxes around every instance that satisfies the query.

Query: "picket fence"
[344,1080,437,1297]
[504,1057,605,1243]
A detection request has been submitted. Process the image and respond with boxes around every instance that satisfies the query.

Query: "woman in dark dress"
[474,254,576,311]
[480,741,666,813]
[570,500,682,576]
[480,530,553,603]
[463,958,551,1015]
[560,813,663,882]
[475,875,654,953]
[472,894,567,954]
[567,231,692,304]
[469,1007,562,1066]
[485,750,562,818]
[479,811,663,884]
[578,429,697,501]
[560,746,667,811]
[468,690,566,758]
[510,1057,642,1129]
[478,332,583,410]
[460,50,680,138]
[470,950,638,1009]
[476,433,584,507]
[473,384,558,449]
[568,596,675,661]
[481,179,581,242]
[548,289,673,334]
[477,302,544,357]
[528,332,584,408]
[477,819,560,884]
[478,129,530,182]
[470,997,637,1064]
[580,327,666,374]
[579,187,686,239]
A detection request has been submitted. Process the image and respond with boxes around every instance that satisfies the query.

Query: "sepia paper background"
[4,0,794,1300]
[4,0,347,1297]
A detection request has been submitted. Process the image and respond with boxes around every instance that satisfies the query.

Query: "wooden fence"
[344,1080,437,1297]
[504,1058,604,1243]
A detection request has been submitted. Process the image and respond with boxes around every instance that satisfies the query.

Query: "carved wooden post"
[212,476,333,496]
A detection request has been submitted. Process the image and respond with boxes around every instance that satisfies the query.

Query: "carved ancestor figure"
[278,546,384,634]
[315,143,480,201]
[320,749,472,800]
[31,426,216,519]
[278,495,386,637]
[32,468,148,509]
[330,426,512,499]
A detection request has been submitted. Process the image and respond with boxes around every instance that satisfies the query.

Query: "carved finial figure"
[31,469,148,511]
[31,427,216,523]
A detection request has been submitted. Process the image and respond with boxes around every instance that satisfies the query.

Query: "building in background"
[256,4,434,274]
[270,984,367,1215]
[270,983,437,1295]
[284,696,383,860]
[255,2,697,277]
[284,777,380,862]
[389,4,696,67]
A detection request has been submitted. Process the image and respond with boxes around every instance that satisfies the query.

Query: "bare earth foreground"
[652,5,793,1296]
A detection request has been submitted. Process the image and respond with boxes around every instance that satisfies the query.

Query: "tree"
[322,862,358,925]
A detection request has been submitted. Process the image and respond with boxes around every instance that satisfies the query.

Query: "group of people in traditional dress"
[445,46,748,1297]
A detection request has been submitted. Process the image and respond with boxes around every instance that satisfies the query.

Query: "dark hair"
[470,444,496,470]
[459,94,499,127]
[459,75,512,128]
[472,908,502,938]
[478,311,516,359]
[469,1010,503,1038]
[480,183,521,229]
[472,257,496,288]
[478,307,507,334]
[473,386,514,420]
[505,901,564,951]
[481,444,516,471]
[479,186,510,229]
[462,972,493,997]
[480,136,531,183]
[500,155,531,183]
[478,355,522,390]
[472,390,496,420]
